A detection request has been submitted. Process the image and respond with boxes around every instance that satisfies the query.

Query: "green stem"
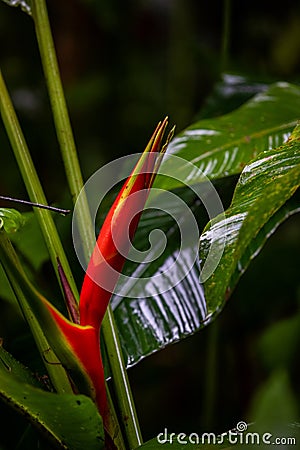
[0,228,73,394]
[102,309,143,449]
[221,0,231,72]
[203,321,219,429]
[0,69,78,301]
[30,1,142,447]
[31,0,95,263]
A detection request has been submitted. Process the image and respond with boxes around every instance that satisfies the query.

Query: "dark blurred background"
[1,0,300,198]
[0,0,300,444]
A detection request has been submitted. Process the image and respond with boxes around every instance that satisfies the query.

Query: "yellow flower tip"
[148,118,175,186]
[151,118,168,151]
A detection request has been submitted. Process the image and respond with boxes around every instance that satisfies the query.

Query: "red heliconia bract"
[39,118,172,429]
[79,118,170,330]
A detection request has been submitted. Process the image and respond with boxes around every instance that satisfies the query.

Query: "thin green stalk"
[203,321,219,429]
[102,309,143,449]
[0,228,73,394]
[0,69,78,301]
[105,384,127,450]
[31,1,142,447]
[31,0,95,262]
[221,0,231,72]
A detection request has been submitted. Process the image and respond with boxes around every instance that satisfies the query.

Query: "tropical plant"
[0,1,299,449]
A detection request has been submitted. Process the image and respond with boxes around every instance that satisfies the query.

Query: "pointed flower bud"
[79,118,173,330]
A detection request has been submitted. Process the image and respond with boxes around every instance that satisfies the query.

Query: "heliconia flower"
[0,118,173,433]
[79,117,173,330]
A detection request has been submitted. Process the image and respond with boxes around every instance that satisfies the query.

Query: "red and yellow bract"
[79,117,169,329]
[40,118,172,426]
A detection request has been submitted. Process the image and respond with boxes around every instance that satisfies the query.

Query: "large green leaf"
[112,101,300,369]
[0,358,104,449]
[199,124,300,314]
[156,82,300,191]
[112,201,300,366]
